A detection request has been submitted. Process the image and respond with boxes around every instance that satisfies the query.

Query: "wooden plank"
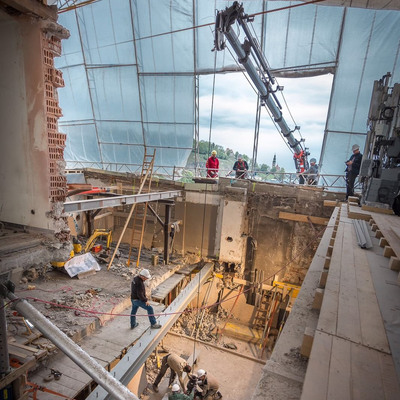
[151,274,186,300]
[378,351,400,400]
[300,331,332,400]
[347,204,372,221]
[380,238,389,248]
[383,246,396,258]
[389,257,400,272]
[300,326,315,358]
[278,211,329,225]
[337,223,362,344]
[0,357,36,389]
[324,200,339,207]
[373,214,400,259]
[31,369,81,399]
[327,336,351,400]
[46,360,91,384]
[361,204,394,215]
[312,288,324,310]
[351,342,384,400]
[317,224,343,335]
[354,244,390,353]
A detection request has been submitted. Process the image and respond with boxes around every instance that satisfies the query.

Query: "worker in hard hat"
[153,353,192,393]
[130,269,161,330]
[168,383,194,400]
[232,155,248,179]
[194,369,222,399]
[206,150,219,178]
[305,158,319,185]
[345,144,363,199]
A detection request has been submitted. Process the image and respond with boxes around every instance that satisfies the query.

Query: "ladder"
[127,149,156,267]
[251,290,270,330]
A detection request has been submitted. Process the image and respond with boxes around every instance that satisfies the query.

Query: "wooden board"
[278,211,329,225]
[302,332,400,400]
[373,214,400,260]
[151,273,186,301]
[361,205,394,215]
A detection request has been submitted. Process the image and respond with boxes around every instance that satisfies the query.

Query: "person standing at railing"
[206,150,219,178]
[345,144,362,199]
[233,155,248,179]
[305,158,318,185]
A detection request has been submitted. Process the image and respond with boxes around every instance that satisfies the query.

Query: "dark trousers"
[153,355,175,387]
[130,299,156,327]
[346,172,357,198]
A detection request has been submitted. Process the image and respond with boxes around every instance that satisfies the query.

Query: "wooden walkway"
[28,303,164,399]
[300,203,400,400]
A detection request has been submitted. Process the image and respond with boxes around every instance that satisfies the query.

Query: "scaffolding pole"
[1,284,138,400]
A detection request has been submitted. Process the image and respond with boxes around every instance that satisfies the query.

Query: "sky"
[199,72,333,172]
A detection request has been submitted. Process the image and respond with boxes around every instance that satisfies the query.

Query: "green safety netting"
[56,0,400,178]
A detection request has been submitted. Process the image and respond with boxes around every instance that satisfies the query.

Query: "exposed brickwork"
[42,32,69,240]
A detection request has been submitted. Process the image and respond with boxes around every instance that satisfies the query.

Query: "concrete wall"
[247,184,335,284]
[219,200,246,263]
[0,12,52,231]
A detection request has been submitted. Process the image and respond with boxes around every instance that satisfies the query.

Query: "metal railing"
[66,161,359,191]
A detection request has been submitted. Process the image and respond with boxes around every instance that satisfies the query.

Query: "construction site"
[1,1,400,400]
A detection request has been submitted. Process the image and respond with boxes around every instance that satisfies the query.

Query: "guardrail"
[66,161,359,191]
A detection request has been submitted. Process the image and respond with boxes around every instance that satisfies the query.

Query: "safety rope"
[26,381,76,400]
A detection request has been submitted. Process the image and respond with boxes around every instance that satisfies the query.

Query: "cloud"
[199,73,333,170]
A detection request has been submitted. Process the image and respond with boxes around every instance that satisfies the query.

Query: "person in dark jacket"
[305,158,318,185]
[130,269,161,329]
[232,155,248,179]
[345,144,363,199]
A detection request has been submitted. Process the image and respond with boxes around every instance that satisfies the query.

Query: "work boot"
[151,323,162,329]
[152,384,159,393]
[131,323,139,329]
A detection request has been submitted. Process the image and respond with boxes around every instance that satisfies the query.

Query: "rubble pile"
[171,307,230,343]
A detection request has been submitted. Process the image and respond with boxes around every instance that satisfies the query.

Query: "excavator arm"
[214,1,309,173]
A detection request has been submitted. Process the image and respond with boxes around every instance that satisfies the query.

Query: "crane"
[214,1,309,175]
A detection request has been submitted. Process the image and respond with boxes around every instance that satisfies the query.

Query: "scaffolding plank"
[64,190,182,213]
[151,274,186,301]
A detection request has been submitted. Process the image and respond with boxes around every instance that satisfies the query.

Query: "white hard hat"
[171,384,180,392]
[197,369,206,378]
[352,144,360,151]
[139,269,151,279]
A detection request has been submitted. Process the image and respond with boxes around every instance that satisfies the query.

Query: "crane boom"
[214,1,309,173]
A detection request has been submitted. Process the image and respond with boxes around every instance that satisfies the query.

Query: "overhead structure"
[55,0,400,181]
[214,1,308,174]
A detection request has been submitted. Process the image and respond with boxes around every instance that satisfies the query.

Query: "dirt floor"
[141,334,265,400]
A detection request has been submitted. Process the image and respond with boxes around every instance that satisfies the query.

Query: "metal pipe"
[3,288,138,400]
[164,203,171,264]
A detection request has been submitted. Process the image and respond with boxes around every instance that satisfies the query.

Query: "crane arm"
[214,1,308,172]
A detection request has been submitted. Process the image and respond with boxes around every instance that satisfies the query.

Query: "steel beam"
[64,190,182,213]
[2,287,138,400]
[87,263,214,400]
